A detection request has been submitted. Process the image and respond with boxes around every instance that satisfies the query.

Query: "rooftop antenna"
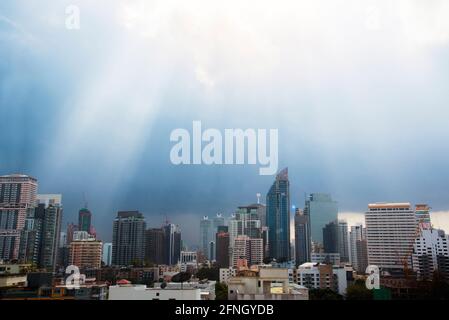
[256,193,261,204]
[82,192,88,209]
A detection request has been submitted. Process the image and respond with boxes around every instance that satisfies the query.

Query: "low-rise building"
[227,268,308,300]
[109,281,201,300]
[297,262,348,295]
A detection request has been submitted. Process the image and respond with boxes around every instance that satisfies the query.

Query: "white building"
[109,283,201,300]
[365,203,417,271]
[179,251,198,272]
[412,228,449,280]
[349,224,368,273]
[220,267,237,284]
[311,253,341,266]
[227,268,308,300]
[297,262,348,295]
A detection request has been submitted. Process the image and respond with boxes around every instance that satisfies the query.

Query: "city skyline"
[2,1,449,250]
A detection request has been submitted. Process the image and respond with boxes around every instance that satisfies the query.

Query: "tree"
[215,282,228,300]
[196,267,219,281]
[346,279,373,300]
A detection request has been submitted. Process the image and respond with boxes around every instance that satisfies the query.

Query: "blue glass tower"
[266,167,291,261]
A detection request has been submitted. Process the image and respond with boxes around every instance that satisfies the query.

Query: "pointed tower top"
[276,167,288,181]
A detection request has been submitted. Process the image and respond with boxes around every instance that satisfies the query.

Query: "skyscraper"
[112,211,146,266]
[102,242,113,266]
[145,227,165,265]
[365,203,417,272]
[200,216,214,260]
[216,227,230,268]
[337,220,349,262]
[37,194,63,272]
[294,208,311,266]
[323,220,338,254]
[0,174,38,261]
[304,193,338,245]
[349,223,367,273]
[163,223,181,266]
[266,167,290,261]
[231,235,264,267]
[78,208,92,233]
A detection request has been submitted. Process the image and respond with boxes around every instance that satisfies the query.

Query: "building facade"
[266,168,290,261]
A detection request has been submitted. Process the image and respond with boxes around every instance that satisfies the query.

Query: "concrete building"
[112,211,146,266]
[412,228,449,280]
[219,267,237,283]
[294,208,311,267]
[297,262,348,295]
[145,227,165,265]
[227,268,308,300]
[69,238,102,270]
[231,235,263,268]
[365,203,417,272]
[109,282,202,300]
[0,174,38,261]
[216,228,230,268]
[311,253,341,266]
[349,223,366,272]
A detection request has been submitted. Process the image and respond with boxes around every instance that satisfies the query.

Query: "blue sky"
[1,1,449,246]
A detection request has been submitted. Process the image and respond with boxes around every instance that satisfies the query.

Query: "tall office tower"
[337,220,349,262]
[349,224,368,273]
[216,227,230,268]
[163,223,181,266]
[112,211,146,266]
[229,205,263,241]
[415,204,432,230]
[365,203,417,272]
[37,194,63,272]
[412,228,449,281]
[323,220,338,254]
[304,193,338,245]
[213,213,226,230]
[0,174,38,261]
[266,167,291,261]
[200,216,214,260]
[145,228,165,265]
[231,235,264,267]
[69,238,103,269]
[66,223,78,245]
[102,243,112,266]
[295,208,311,266]
[78,208,92,233]
[18,209,43,265]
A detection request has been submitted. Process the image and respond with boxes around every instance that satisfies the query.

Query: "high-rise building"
[349,224,368,273]
[0,174,38,261]
[231,235,263,267]
[412,226,449,281]
[415,204,432,230]
[216,228,230,268]
[337,220,349,262]
[66,222,78,245]
[213,214,226,230]
[102,243,112,266]
[294,208,311,266]
[323,220,338,254]
[365,203,417,272]
[69,238,103,269]
[200,216,214,260]
[266,167,291,261]
[163,223,181,266]
[304,193,338,245]
[112,211,146,266]
[18,210,43,265]
[145,228,165,265]
[78,208,92,233]
[37,194,63,272]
